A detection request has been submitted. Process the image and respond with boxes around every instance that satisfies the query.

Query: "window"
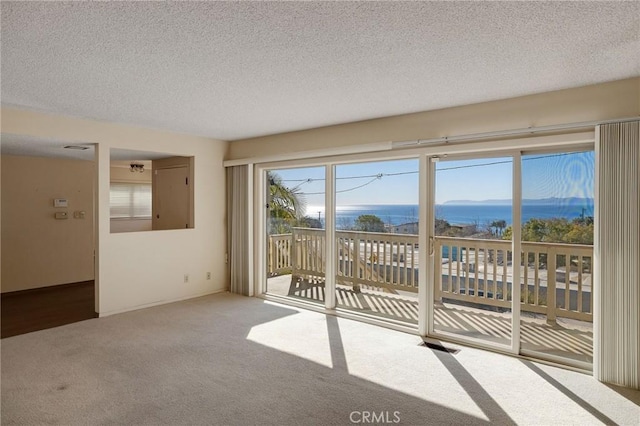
[110,183,152,219]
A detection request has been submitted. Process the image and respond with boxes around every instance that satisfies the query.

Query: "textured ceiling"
[1,133,173,162]
[0,133,95,161]
[2,1,639,142]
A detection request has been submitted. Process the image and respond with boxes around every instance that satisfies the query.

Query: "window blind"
[226,165,250,295]
[110,183,152,219]
[595,120,640,389]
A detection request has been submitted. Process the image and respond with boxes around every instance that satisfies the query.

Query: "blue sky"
[270,151,594,213]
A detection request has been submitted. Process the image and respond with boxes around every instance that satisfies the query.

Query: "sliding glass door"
[432,156,513,348]
[519,150,594,365]
[334,159,419,325]
[429,149,594,364]
[264,166,326,306]
[258,142,594,368]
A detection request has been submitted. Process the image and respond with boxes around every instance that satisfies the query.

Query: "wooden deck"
[267,274,592,364]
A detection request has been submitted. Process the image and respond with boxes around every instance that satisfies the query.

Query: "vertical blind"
[596,120,640,389]
[226,165,250,295]
[110,183,152,218]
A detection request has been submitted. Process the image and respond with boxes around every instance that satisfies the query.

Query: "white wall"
[110,219,152,233]
[1,155,95,292]
[110,166,152,182]
[228,77,640,161]
[1,108,228,315]
[98,141,226,315]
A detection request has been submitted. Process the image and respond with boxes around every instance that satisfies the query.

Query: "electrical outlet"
[206,272,211,280]
[184,274,189,283]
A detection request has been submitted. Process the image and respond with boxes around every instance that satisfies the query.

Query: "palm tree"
[490,219,507,237]
[267,171,306,234]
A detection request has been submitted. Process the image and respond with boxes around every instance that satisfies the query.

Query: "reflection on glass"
[519,151,594,365]
[334,159,419,325]
[265,167,325,306]
[433,157,513,346]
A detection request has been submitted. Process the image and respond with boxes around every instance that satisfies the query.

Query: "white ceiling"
[1,1,639,142]
[0,133,174,162]
[0,133,95,161]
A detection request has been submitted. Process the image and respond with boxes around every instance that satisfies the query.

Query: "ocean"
[307,203,594,227]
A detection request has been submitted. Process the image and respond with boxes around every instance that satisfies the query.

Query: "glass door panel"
[334,159,419,325]
[265,166,326,306]
[519,151,594,365]
[433,156,513,347]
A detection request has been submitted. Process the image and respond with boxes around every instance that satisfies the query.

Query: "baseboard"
[97,288,226,317]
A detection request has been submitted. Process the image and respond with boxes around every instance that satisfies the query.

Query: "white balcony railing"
[267,233,295,275]
[434,237,593,322]
[267,228,593,323]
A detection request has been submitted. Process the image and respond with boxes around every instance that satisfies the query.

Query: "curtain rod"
[224,116,637,166]
[392,116,639,148]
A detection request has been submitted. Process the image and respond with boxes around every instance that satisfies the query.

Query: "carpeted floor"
[1,292,638,425]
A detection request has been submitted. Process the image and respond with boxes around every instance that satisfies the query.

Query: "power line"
[275,152,587,194]
[436,159,511,171]
[437,152,578,171]
[282,171,420,183]
[303,176,382,195]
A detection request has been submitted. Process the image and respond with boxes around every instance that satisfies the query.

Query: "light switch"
[55,212,68,219]
[73,211,86,219]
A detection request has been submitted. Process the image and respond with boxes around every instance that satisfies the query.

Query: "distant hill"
[442,197,594,206]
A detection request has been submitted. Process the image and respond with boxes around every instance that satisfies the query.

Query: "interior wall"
[110,166,152,182]
[1,149,3,292]
[1,107,228,315]
[227,77,640,160]
[1,155,95,292]
[110,166,153,233]
[110,219,151,234]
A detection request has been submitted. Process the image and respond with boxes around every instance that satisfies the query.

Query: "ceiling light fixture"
[130,163,145,173]
[63,145,90,150]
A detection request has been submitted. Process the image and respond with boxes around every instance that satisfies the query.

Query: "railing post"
[547,248,557,326]
[291,229,299,281]
[268,235,273,275]
[353,236,361,293]
[434,238,443,305]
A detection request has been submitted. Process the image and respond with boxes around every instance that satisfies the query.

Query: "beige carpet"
[1,292,638,425]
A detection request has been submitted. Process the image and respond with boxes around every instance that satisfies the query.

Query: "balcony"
[267,228,593,364]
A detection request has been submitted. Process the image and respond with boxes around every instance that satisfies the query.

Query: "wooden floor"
[1,281,97,338]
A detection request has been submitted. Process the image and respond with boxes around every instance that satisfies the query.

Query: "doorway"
[431,155,514,349]
[153,166,189,230]
[0,145,98,337]
[428,149,594,367]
